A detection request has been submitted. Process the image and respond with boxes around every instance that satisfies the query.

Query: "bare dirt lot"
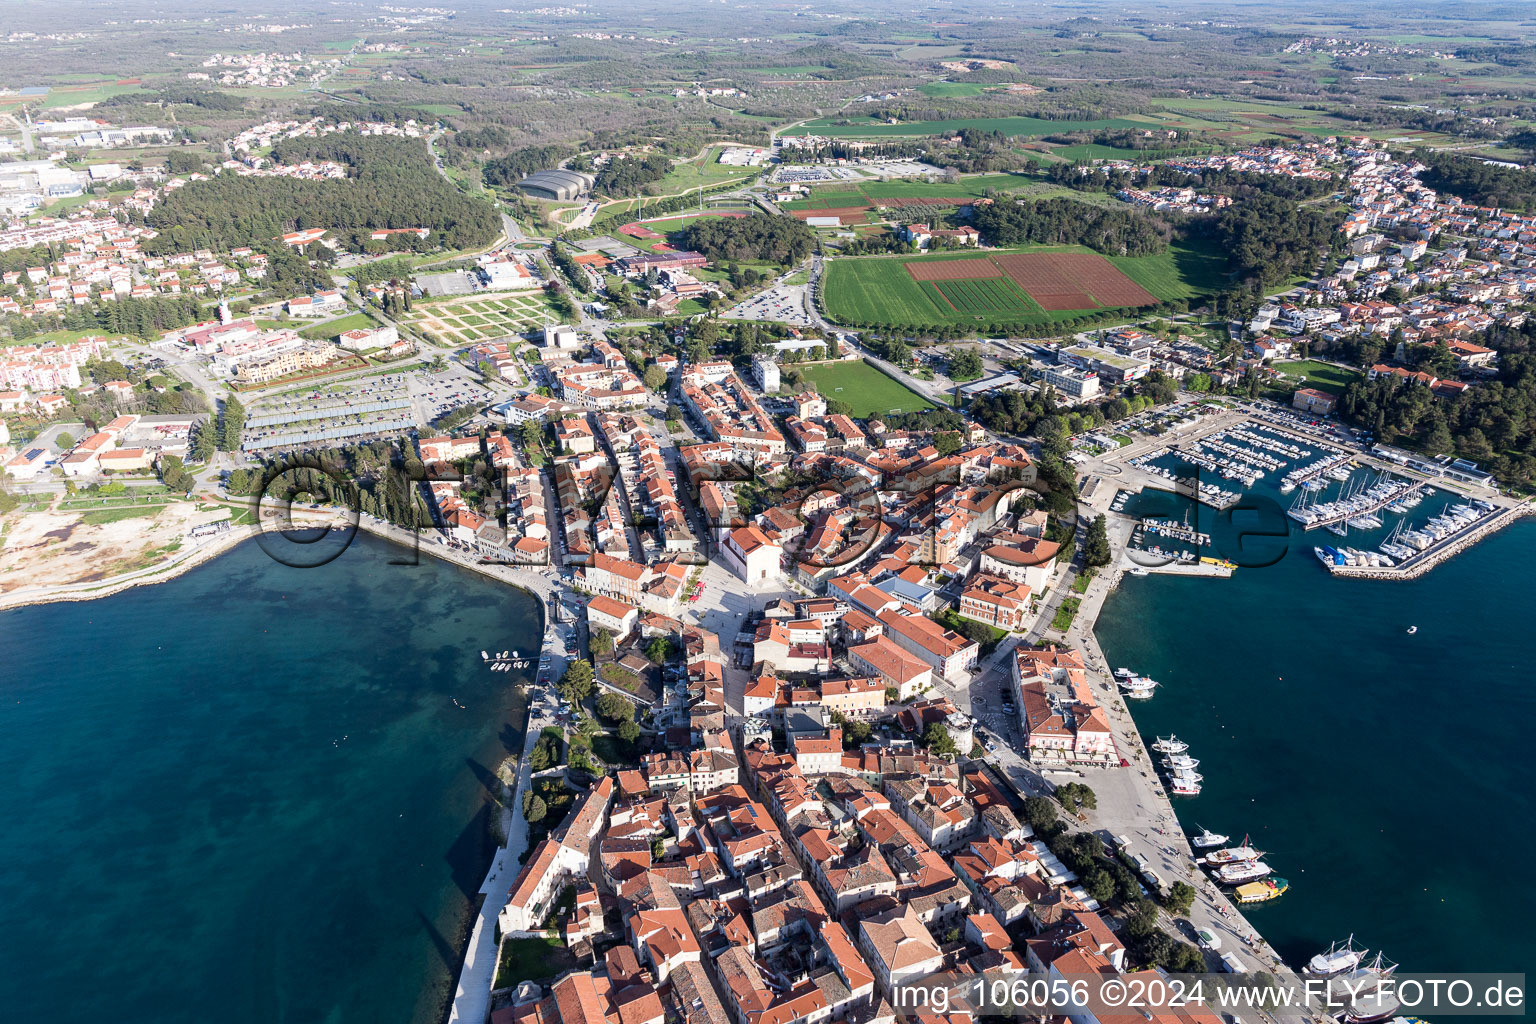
[0,501,232,595]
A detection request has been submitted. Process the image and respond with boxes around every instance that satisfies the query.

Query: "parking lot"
[722,281,813,327]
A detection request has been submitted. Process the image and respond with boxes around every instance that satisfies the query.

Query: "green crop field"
[927,277,1041,316]
[1107,238,1230,302]
[918,82,989,98]
[822,239,1229,328]
[781,116,1147,139]
[801,360,936,417]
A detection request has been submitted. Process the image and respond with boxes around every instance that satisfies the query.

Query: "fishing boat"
[1305,936,1364,978]
[1169,777,1202,796]
[1191,827,1229,848]
[1162,753,1200,771]
[1213,859,1273,884]
[1153,736,1188,755]
[1235,877,1289,904]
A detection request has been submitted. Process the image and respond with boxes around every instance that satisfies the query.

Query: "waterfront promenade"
[1045,485,1311,1013]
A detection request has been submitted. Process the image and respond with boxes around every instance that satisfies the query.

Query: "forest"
[680,214,817,265]
[971,198,1173,256]
[1201,194,1337,290]
[590,153,672,197]
[482,144,580,186]
[1417,152,1536,212]
[143,135,499,254]
[1339,322,1536,485]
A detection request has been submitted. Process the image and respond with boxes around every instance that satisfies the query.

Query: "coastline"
[1058,498,1306,997]
[0,512,556,621]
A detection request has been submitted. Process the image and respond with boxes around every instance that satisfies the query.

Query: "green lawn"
[1051,597,1082,632]
[298,312,378,340]
[801,360,935,417]
[781,115,1148,139]
[1271,359,1364,395]
[78,505,164,526]
[493,934,571,989]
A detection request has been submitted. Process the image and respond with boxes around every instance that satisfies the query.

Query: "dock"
[1331,501,1531,579]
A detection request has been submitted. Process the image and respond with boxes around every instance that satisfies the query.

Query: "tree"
[1056,781,1098,814]
[885,686,901,704]
[643,364,669,392]
[526,794,548,823]
[644,636,674,665]
[596,691,635,723]
[1125,899,1161,941]
[559,659,594,703]
[191,421,216,463]
[651,837,666,860]
[56,432,74,449]
[933,430,962,457]
[1085,514,1111,567]
[947,348,984,381]
[1165,881,1197,917]
[219,396,245,452]
[617,717,642,743]
[589,628,614,659]
[923,722,957,756]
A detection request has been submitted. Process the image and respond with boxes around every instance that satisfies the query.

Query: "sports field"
[801,360,936,417]
[822,241,1228,328]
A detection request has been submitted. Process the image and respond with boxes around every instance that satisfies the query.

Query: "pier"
[1289,477,1420,531]
[1331,501,1531,579]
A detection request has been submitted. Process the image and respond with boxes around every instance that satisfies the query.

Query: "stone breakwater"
[1331,501,1531,580]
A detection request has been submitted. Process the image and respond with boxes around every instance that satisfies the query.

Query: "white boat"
[1306,936,1364,978]
[1406,625,1417,634]
[1170,777,1202,796]
[1214,859,1273,884]
[1119,675,1158,698]
[480,650,489,660]
[1203,844,1264,865]
[1162,753,1200,770]
[1114,668,1136,678]
[1153,735,1188,755]
[1191,827,1229,848]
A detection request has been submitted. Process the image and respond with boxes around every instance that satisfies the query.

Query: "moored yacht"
[1213,859,1273,884]
[1191,827,1229,848]
[1305,936,1364,978]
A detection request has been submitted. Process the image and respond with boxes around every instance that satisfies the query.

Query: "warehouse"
[517,168,595,201]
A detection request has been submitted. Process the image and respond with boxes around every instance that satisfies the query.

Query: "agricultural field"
[396,293,560,345]
[801,360,936,417]
[822,241,1227,328]
[781,173,1038,225]
[781,116,1148,139]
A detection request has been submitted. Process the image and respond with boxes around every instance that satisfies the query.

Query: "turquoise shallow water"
[1096,509,1536,979]
[0,532,539,1024]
